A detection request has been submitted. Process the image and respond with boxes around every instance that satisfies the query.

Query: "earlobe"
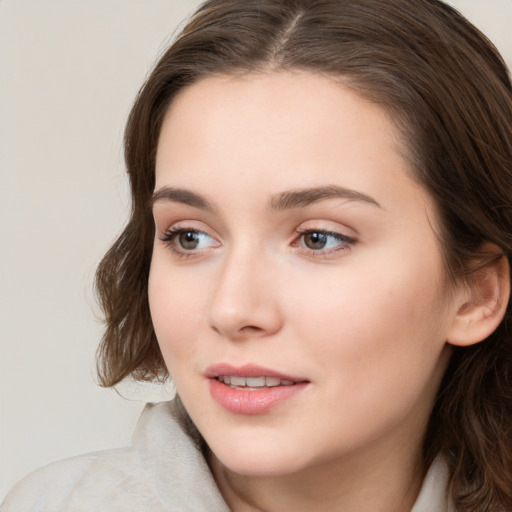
[447,252,510,347]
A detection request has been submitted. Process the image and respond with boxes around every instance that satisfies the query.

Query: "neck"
[209,435,425,512]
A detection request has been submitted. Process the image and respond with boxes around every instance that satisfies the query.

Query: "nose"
[207,247,282,340]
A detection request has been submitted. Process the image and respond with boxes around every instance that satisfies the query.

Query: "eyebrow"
[150,184,381,212]
[150,186,214,211]
[269,185,382,211]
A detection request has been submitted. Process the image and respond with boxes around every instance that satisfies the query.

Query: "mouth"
[215,375,297,389]
[205,364,309,414]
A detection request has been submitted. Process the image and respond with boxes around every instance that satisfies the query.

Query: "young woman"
[3,0,512,510]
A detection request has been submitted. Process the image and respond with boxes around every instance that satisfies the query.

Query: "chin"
[209,438,311,477]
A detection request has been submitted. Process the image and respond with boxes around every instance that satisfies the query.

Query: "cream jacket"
[2,399,454,511]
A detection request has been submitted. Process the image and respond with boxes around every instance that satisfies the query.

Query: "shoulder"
[1,400,229,512]
[1,447,166,512]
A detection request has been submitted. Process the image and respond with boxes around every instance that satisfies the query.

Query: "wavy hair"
[95,1,512,508]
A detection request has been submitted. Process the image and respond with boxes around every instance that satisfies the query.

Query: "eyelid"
[295,228,356,245]
[159,222,220,257]
[292,225,357,257]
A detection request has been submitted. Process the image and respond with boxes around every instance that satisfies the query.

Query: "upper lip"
[204,363,308,382]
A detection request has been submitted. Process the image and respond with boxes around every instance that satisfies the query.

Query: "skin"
[148,71,464,512]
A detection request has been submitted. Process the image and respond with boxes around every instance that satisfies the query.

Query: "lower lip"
[208,378,308,415]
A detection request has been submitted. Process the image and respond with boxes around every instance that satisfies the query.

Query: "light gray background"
[1,0,511,500]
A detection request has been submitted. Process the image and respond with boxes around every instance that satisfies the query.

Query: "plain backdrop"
[1,0,511,501]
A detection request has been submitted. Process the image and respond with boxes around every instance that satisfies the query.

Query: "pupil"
[179,231,199,250]
[305,232,327,249]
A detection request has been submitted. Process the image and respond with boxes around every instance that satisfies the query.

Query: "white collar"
[412,457,454,512]
[134,399,454,511]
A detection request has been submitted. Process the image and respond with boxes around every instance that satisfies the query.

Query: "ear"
[447,250,510,347]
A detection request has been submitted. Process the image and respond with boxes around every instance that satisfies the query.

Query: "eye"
[176,230,211,250]
[159,226,219,255]
[295,229,356,255]
[302,232,336,250]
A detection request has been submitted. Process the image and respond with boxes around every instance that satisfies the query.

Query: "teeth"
[265,377,281,387]
[217,376,296,388]
[246,377,265,387]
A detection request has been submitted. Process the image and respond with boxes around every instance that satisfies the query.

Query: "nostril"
[210,323,265,338]
[207,287,282,338]
[240,325,264,333]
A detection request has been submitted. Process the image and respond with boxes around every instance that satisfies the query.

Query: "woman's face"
[149,71,458,476]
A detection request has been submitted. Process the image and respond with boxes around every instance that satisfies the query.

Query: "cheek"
[289,269,435,333]
[284,256,449,382]
[148,257,208,366]
[282,267,450,444]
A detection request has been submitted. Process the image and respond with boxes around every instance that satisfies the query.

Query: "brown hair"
[95,0,512,508]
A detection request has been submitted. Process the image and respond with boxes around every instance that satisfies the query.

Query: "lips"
[217,375,295,388]
[204,363,306,381]
[205,363,309,415]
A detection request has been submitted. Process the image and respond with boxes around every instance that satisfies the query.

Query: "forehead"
[154,71,429,216]
[158,71,400,143]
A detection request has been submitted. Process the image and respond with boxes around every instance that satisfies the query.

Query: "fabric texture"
[2,398,454,512]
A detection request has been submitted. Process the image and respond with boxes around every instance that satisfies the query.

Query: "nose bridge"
[207,240,280,338]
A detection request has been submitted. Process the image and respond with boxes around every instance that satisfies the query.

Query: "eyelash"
[159,226,357,258]
[159,225,215,258]
[293,228,356,256]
